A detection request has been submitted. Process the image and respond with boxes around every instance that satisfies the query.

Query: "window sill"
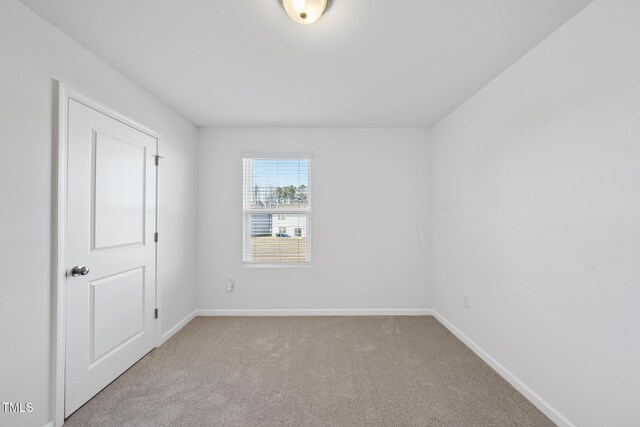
[242,262,311,269]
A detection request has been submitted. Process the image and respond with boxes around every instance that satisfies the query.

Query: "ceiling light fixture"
[282,0,328,25]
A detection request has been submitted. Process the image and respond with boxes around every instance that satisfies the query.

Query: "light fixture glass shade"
[282,0,328,24]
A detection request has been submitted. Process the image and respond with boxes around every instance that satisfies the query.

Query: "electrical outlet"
[463,294,470,309]
[226,278,235,292]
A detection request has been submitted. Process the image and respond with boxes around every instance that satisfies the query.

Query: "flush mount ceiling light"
[282,0,328,25]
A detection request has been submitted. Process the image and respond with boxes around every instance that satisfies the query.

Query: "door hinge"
[155,308,159,319]
[154,232,159,243]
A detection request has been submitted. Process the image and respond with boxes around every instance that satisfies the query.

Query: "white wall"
[431,0,640,425]
[0,1,198,426]
[197,128,431,312]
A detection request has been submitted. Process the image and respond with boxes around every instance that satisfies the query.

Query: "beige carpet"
[65,316,553,426]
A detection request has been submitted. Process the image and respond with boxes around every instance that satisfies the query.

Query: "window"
[243,157,311,265]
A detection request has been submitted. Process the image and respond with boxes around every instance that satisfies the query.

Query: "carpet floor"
[64,316,554,426]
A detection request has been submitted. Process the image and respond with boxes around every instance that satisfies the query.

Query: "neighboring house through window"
[243,157,311,265]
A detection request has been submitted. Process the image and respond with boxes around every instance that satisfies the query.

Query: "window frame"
[242,154,312,268]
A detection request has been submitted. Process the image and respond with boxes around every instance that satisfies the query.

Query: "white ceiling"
[20,0,592,127]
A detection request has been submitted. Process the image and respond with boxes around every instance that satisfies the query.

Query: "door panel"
[65,99,157,417]
[93,131,146,250]
[90,267,145,363]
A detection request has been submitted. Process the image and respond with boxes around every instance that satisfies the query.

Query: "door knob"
[70,266,90,277]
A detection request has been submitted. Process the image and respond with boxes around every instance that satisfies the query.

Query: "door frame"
[52,81,162,427]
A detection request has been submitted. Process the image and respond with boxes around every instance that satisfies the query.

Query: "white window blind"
[243,158,311,265]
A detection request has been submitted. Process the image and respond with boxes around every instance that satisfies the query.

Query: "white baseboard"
[195,308,434,317]
[159,310,197,345]
[432,310,574,427]
[43,422,54,427]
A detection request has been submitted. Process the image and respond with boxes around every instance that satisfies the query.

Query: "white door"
[65,99,157,416]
